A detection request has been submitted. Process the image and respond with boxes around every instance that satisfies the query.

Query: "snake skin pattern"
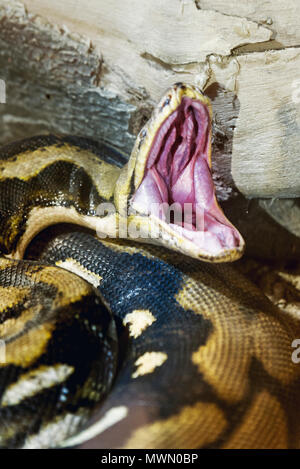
[36,231,300,449]
[0,84,299,448]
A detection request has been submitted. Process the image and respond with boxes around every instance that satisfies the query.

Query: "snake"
[0,83,300,449]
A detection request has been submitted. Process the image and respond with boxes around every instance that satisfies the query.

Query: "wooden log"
[0,0,299,199]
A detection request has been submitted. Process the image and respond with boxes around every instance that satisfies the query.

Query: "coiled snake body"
[0,84,300,448]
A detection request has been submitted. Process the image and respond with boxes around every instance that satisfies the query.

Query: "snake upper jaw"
[116,83,245,263]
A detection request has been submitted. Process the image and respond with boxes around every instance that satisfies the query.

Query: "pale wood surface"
[0,0,299,198]
[198,0,300,49]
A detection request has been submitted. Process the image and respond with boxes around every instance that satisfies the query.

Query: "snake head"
[115,83,245,262]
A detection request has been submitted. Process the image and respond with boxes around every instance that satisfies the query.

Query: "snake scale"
[0,84,300,449]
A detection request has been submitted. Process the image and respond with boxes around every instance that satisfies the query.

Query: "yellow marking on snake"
[132,352,167,378]
[191,301,300,402]
[23,263,91,306]
[175,271,300,404]
[12,206,117,259]
[2,364,74,406]
[100,238,156,260]
[123,309,156,338]
[0,305,40,340]
[0,286,29,309]
[56,258,102,289]
[0,143,120,200]
[122,402,227,449]
[4,323,54,367]
[222,391,288,449]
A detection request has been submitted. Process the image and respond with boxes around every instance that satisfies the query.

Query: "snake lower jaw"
[117,213,245,263]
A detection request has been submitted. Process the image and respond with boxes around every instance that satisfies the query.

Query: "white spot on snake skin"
[2,364,74,406]
[132,352,167,378]
[123,309,156,338]
[59,406,129,448]
[56,258,102,288]
[22,413,84,449]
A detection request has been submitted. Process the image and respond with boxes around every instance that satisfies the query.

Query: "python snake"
[0,84,300,449]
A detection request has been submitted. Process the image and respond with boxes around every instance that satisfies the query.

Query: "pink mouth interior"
[131,97,241,255]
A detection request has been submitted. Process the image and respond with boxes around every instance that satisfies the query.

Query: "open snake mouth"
[131,93,243,258]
